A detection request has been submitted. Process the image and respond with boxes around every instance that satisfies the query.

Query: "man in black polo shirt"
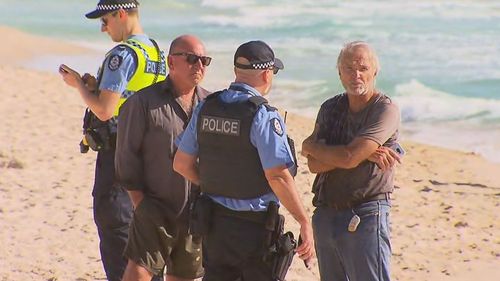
[115,34,211,281]
[302,41,402,281]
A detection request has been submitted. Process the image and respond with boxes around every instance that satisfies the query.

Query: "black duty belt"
[329,192,391,211]
[213,202,268,224]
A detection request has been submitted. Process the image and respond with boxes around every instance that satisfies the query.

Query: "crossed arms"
[301,124,400,174]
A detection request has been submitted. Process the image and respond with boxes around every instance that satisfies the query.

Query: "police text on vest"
[201,115,240,136]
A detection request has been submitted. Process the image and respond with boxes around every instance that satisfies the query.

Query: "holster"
[188,194,213,237]
[272,231,297,281]
[263,201,297,281]
[80,109,115,153]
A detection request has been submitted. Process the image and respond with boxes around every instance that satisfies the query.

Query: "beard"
[347,84,368,96]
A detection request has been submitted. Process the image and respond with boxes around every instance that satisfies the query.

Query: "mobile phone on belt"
[390,142,405,156]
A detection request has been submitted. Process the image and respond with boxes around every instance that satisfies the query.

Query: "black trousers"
[93,149,132,281]
[203,211,274,281]
[93,149,164,281]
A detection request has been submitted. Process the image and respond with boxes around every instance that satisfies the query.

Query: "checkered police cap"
[234,40,284,71]
[85,0,139,19]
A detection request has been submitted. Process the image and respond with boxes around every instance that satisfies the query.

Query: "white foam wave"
[403,122,500,163]
[200,0,255,9]
[200,4,300,28]
[393,79,500,123]
[197,0,500,31]
[301,1,500,19]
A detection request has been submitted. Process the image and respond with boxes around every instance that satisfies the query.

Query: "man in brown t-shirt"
[115,34,211,281]
[302,41,402,281]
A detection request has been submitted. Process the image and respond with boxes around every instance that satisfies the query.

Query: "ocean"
[2,0,500,162]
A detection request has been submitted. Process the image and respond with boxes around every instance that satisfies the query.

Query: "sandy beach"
[0,26,498,281]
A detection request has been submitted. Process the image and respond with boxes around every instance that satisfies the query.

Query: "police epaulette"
[205,90,224,100]
[105,44,138,68]
[248,96,276,112]
[206,91,277,112]
[105,44,127,56]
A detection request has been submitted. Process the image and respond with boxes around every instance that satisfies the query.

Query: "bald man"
[116,34,212,281]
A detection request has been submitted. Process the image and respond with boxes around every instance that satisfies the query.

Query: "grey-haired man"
[302,41,401,281]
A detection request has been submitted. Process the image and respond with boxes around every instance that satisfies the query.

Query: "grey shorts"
[124,197,203,279]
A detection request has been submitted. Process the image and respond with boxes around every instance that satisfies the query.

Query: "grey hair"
[336,41,380,72]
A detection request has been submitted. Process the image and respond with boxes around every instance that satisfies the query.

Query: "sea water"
[1,0,499,162]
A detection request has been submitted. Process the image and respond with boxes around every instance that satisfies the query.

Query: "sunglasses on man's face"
[171,53,212,66]
[100,11,118,27]
[270,67,279,75]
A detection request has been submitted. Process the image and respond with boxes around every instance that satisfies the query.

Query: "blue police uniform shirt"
[98,34,153,99]
[98,34,153,132]
[176,82,295,212]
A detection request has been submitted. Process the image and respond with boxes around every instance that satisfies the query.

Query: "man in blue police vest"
[174,40,315,281]
[59,1,166,280]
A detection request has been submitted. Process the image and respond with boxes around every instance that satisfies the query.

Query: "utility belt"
[327,192,391,211]
[189,195,297,281]
[79,109,117,153]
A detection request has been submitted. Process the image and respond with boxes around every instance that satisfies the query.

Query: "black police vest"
[197,91,273,199]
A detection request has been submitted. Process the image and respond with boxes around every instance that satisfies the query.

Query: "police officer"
[58,1,166,280]
[174,40,314,281]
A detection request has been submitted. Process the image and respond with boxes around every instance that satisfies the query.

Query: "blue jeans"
[312,200,392,281]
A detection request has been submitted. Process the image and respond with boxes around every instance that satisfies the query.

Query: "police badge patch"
[271,118,283,136]
[108,55,123,71]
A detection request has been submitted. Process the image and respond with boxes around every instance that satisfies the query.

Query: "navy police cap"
[234,40,284,71]
[85,0,139,19]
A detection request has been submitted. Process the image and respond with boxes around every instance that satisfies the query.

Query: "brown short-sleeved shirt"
[115,76,210,218]
[312,93,400,208]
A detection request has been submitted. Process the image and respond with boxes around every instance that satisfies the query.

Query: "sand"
[0,26,498,281]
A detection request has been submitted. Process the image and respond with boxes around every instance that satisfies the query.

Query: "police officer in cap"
[59,1,166,280]
[174,40,315,281]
